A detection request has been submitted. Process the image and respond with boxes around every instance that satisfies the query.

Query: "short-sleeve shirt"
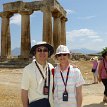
[54,64,85,107]
[21,60,54,106]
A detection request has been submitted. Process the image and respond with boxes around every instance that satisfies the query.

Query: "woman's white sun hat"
[55,45,70,56]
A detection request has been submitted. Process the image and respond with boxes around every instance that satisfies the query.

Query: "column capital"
[0,11,13,18]
[61,17,68,22]
[52,12,62,18]
[19,9,33,15]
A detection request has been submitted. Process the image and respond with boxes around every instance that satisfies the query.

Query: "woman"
[90,56,99,84]
[98,49,107,103]
[54,45,85,107]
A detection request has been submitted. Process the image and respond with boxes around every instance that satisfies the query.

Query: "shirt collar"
[35,59,48,73]
[58,64,70,72]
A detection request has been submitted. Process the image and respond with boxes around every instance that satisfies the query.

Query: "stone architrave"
[61,17,67,45]
[42,7,53,45]
[53,12,62,51]
[0,11,13,59]
[19,10,33,58]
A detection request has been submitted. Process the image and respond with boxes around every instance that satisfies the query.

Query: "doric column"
[61,17,67,45]
[19,10,33,58]
[53,12,62,51]
[0,11,13,59]
[42,7,53,45]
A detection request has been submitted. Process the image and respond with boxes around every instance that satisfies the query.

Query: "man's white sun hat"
[55,45,70,56]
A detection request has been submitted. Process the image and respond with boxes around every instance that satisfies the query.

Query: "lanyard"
[35,61,47,80]
[60,67,70,92]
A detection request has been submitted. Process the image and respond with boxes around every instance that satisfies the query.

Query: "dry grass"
[0,61,93,107]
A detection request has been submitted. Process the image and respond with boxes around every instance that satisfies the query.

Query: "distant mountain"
[0,47,100,56]
[12,47,20,56]
[71,48,100,54]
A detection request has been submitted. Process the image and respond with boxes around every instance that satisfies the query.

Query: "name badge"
[43,86,49,95]
[63,91,68,101]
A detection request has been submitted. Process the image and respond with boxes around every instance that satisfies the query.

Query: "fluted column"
[42,7,53,45]
[53,12,61,51]
[61,17,67,45]
[0,12,12,59]
[19,10,33,58]
[7,26,11,57]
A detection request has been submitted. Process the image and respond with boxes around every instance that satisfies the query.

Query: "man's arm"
[21,89,29,107]
[76,85,82,107]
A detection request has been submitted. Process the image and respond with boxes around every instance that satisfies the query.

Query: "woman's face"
[56,54,69,64]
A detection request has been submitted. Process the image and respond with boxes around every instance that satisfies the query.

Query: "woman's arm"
[98,60,103,82]
[76,85,82,107]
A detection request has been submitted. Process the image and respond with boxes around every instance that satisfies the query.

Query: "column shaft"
[20,13,31,58]
[53,15,61,51]
[43,9,53,45]
[61,18,67,45]
[1,17,10,58]
[7,26,11,57]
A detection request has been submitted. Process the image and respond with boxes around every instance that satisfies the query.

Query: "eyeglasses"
[36,48,48,53]
[57,54,68,57]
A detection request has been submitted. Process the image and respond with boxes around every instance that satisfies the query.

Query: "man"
[21,41,54,107]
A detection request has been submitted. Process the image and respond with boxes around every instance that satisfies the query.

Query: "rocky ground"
[0,61,107,107]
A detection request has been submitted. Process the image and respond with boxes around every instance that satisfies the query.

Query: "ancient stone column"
[53,12,61,51]
[19,10,33,58]
[7,26,11,58]
[61,17,67,45]
[0,12,12,59]
[42,7,53,45]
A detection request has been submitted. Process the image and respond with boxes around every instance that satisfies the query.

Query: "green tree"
[101,47,107,54]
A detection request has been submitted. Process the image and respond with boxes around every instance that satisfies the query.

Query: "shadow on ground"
[83,102,107,107]
[83,83,93,86]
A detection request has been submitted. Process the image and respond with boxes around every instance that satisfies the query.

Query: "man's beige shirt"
[21,60,54,107]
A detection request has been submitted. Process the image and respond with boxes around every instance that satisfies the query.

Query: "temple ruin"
[0,0,67,60]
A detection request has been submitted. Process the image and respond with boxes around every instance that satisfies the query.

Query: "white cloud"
[31,40,37,46]
[10,14,21,26]
[78,16,96,20]
[65,9,75,15]
[66,29,104,51]
[68,29,101,39]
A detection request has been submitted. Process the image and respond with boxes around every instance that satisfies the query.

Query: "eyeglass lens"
[57,54,68,57]
[37,48,48,52]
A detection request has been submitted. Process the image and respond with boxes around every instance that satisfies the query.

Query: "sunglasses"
[57,54,68,57]
[36,48,48,53]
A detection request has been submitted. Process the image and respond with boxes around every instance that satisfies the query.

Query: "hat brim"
[55,52,70,57]
[30,43,54,57]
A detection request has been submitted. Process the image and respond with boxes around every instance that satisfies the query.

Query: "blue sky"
[0,0,107,53]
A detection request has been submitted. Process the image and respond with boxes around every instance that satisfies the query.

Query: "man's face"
[35,46,49,62]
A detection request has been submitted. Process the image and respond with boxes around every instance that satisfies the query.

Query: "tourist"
[90,56,99,84]
[98,49,107,103]
[21,41,54,107]
[54,45,85,107]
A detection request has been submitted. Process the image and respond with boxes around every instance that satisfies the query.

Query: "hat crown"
[93,56,98,60]
[36,41,47,45]
[56,45,70,54]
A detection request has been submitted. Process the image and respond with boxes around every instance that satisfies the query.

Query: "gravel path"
[0,68,107,107]
[82,80,107,107]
